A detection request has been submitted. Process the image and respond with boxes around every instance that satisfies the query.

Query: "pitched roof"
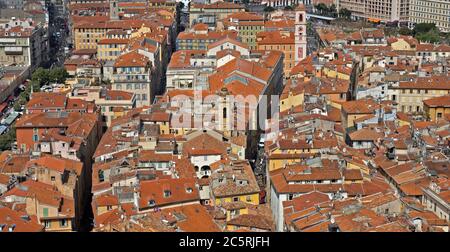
[348,128,384,141]
[29,155,83,176]
[207,36,249,50]
[0,207,44,232]
[138,178,199,209]
[342,99,378,114]
[398,76,450,90]
[227,214,274,231]
[423,95,450,108]
[114,50,149,68]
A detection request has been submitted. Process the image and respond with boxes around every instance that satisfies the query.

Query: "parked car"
[40,85,53,92]
[0,125,8,135]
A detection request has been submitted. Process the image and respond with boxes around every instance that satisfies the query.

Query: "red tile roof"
[423,95,450,108]
[0,207,44,232]
[114,50,149,67]
[138,178,199,210]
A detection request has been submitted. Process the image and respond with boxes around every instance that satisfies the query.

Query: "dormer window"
[163,190,171,198]
[186,187,193,193]
[148,199,156,207]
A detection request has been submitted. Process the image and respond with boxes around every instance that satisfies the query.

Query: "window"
[246,196,252,202]
[98,170,104,182]
[32,134,39,142]
[44,220,50,228]
[233,197,239,202]
[107,205,112,210]
[164,190,171,198]
[60,219,68,228]
[51,176,55,181]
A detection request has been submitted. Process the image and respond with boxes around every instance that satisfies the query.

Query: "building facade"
[337,0,410,23]
[409,0,450,32]
[0,17,49,70]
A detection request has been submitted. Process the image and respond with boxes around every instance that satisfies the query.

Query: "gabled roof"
[138,178,199,209]
[114,50,149,68]
[348,128,384,141]
[0,207,44,232]
[207,36,249,50]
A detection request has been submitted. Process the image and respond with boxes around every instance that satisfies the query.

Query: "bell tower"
[294,4,307,64]
[110,0,119,20]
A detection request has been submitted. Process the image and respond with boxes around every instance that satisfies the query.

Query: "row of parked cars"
[0,83,27,135]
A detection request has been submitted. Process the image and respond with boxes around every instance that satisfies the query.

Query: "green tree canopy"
[31,67,50,87]
[49,67,69,84]
[0,124,16,151]
[264,6,275,12]
[413,23,437,35]
[399,27,413,36]
[339,8,351,20]
[416,30,440,43]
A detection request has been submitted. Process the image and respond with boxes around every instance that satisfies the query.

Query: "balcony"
[4,47,23,55]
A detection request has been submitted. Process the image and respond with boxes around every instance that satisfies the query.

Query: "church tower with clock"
[294,4,307,65]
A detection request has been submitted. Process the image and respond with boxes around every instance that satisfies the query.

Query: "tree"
[413,23,441,43]
[264,6,275,12]
[339,8,351,20]
[0,124,16,151]
[416,30,440,43]
[31,67,50,87]
[329,4,337,17]
[399,27,413,36]
[413,23,437,35]
[13,96,27,111]
[315,3,327,14]
[49,67,69,84]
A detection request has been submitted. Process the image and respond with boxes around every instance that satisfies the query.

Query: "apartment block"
[337,0,410,23]
[409,0,450,32]
[0,17,49,70]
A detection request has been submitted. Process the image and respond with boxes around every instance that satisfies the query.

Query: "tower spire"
[294,4,307,65]
[109,0,119,20]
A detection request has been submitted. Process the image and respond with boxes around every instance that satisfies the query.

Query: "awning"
[0,102,7,112]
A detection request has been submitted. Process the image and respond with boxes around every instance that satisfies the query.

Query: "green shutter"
[43,208,48,217]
